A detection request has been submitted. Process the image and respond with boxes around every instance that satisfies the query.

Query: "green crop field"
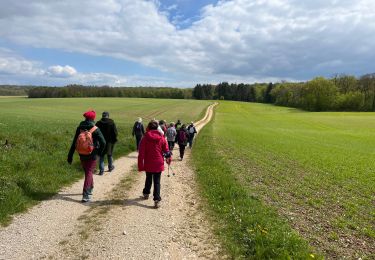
[0,97,210,225]
[193,101,374,259]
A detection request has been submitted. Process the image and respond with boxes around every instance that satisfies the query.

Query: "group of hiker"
[134,119,197,160]
[67,110,197,207]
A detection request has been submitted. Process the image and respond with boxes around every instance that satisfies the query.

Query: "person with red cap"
[138,120,171,208]
[67,110,106,202]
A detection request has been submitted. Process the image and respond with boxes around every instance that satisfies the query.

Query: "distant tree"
[247,86,256,102]
[358,73,375,111]
[303,77,338,111]
[193,84,203,99]
[216,82,230,100]
[332,74,357,93]
[336,91,365,111]
[202,84,215,100]
[264,82,274,103]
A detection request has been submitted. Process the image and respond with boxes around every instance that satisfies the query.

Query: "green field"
[0,97,210,225]
[193,101,374,259]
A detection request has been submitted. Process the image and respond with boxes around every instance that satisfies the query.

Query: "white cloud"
[0,0,375,84]
[0,49,195,86]
[46,65,77,78]
[0,48,43,76]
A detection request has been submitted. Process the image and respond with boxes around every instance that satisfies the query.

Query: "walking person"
[67,110,106,202]
[177,124,189,161]
[132,117,145,151]
[96,111,118,175]
[175,119,182,131]
[187,121,197,148]
[174,119,182,143]
[138,120,171,208]
[159,120,167,136]
[166,122,177,151]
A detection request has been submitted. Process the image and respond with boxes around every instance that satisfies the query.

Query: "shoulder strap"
[89,126,98,133]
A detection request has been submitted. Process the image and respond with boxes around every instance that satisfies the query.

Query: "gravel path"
[0,103,223,259]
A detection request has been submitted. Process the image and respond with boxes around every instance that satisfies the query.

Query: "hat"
[83,110,96,120]
[102,111,109,118]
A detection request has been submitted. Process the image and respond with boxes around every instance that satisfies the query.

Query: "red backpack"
[76,126,98,155]
[178,130,187,144]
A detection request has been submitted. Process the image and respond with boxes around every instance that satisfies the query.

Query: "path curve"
[0,102,221,259]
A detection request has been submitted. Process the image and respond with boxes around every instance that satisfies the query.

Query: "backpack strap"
[89,126,98,133]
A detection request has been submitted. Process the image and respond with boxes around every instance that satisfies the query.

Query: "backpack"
[166,127,175,140]
[178,130,187,144]
[76,126,98,155]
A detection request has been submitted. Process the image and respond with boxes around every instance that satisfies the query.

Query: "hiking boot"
[87,188,93,196]
[108,165,115,172]
[154,200,161,208]
[81,196,91,203]
[99,170,104,175]
[143,194,149,200]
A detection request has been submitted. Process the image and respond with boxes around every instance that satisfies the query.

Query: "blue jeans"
[99,154,113,172]
[99,142,114,172]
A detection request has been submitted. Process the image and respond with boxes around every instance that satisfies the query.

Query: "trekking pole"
[167,164,170,177]
[169,165,175,176]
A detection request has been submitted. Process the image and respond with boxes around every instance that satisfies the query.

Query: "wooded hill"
[193,74,375,111]
[27,85,192,99]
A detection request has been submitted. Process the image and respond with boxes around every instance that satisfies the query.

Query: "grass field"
[193,101,374,259]
[0,97,210,225]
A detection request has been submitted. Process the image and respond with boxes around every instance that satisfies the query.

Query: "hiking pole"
[167,164,170,177]
[169,165,175,176]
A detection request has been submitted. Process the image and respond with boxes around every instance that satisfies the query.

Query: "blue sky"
[0,0,374,87]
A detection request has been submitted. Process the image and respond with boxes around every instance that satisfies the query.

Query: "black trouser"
[188,134,195,147]
[135,135,142,151]
[143,172,161,201]
[179,144,186,159]
[168,141,175,151]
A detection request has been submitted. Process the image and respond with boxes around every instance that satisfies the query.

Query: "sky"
[0,0,374,87]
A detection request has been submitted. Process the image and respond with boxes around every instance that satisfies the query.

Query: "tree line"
[193,74,375,111]
[0,85,31,96]
[27,85,192,99]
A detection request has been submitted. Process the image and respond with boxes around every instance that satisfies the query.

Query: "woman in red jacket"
[138,120,171,208]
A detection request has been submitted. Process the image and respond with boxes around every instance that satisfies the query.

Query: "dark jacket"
[132,121,145,137]
[68,120,106,161]
[95,118,118,143]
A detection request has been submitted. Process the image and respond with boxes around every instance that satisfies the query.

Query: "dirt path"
[0,103,222,259]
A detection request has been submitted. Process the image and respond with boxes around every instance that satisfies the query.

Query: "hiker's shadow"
[123,196,155,209]
[53,193,83,203]
[54,194,155,209]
